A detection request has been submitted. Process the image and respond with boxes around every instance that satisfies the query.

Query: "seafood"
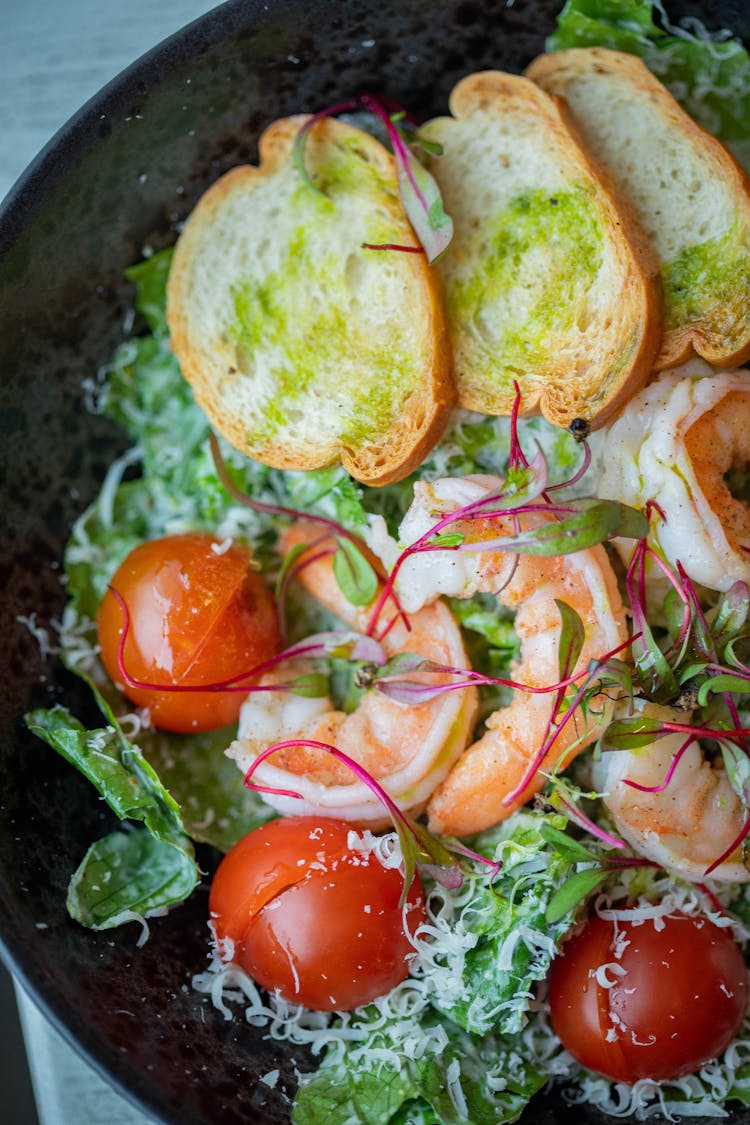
[595,704,750,883]
[227,522,477,824]
[369,476,628,836]
[598,359,750,592]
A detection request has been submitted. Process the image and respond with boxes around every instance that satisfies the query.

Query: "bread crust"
[167,116,454,486]
[528,47,750,371]
[422,71,661,430]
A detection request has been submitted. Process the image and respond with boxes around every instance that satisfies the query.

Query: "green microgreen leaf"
[698,673,750,706]
[373,652,433,677]
[289,673,330,698]
[539,823,599,863]
[427,531,464,548]
[410,136,443,156]
[712,582,750,647]
[475,498,648,558]
[604,714,669,751]
[545,866,610,924]
[332,535,378,606]
[722,739,750,803]
[555,599,585,681]
[389,121,453,262]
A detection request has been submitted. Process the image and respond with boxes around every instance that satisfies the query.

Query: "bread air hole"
[344,251,367,304]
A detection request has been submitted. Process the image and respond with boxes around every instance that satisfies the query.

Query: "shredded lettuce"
[293,1007,547,1125]
[26,704,198,929]
[292,813,581,1125]
[427,813,586,1036]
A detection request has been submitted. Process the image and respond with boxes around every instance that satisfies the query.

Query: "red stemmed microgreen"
[292,93,453,262]
[210,430,361,543]
[500,636,639,811]
[242,739,500,904]
[367,624,622,706]
[364,445,647,639]
[545,780,627,851]
[605,531,750,876]
[540,820,662,924]
[275,540,335,639]
[210,431,409,634]
[109,584,386,697]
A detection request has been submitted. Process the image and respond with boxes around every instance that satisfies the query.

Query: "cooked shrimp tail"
[227,521,477,826]
[596,702,750,883]
[599,359,750,593]
[367,476,628,837]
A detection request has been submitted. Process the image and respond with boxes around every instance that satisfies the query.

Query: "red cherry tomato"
[209,816,427,1011]
[97,533,281,733]
[549,910,748,1083]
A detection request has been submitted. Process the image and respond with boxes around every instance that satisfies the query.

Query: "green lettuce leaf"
[26,705,199,928]
[67,829,197,930]
[428,812,587,1036]
[125,247,173,336]
[293,1008,546,1125]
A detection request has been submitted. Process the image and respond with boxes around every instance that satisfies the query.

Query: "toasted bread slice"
[528,47,750,370]
[167,117,453,486]
[419,71,660,430]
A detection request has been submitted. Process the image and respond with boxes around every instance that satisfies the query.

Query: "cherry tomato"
[97,533,281,733]
[209,816,427,1011]
[549,910,748,1083]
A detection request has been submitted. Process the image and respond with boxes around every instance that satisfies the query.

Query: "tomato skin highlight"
[97,533,281,732]
[209,816,427,1011]
[549,911,748,1083]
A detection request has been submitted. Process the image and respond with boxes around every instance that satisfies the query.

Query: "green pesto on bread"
[527,47,750,371]
[166,116,453,486]
[419,70,662,431]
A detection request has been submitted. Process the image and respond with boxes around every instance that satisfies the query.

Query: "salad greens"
[25,0,750,1121]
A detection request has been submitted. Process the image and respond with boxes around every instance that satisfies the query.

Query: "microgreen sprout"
[292,93,453,262]
[109,584,386,698]
[364,410,646,638]
[243,739,500,904]
[210,432,410,635]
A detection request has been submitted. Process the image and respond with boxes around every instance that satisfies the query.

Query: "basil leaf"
[67,830,197,930]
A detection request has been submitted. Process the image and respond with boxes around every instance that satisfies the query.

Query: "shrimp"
[598,358,750,592]
[368,475,628,837]
[595,704,750,883]
[227,522,478,825]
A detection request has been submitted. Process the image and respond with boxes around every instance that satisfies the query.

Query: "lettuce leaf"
[290,812,583,1125]
[67,830,197,931]
[424,812,588,1036]
[293,1007,546,1125]
[26,705,198,928]
[125,247,173,336]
